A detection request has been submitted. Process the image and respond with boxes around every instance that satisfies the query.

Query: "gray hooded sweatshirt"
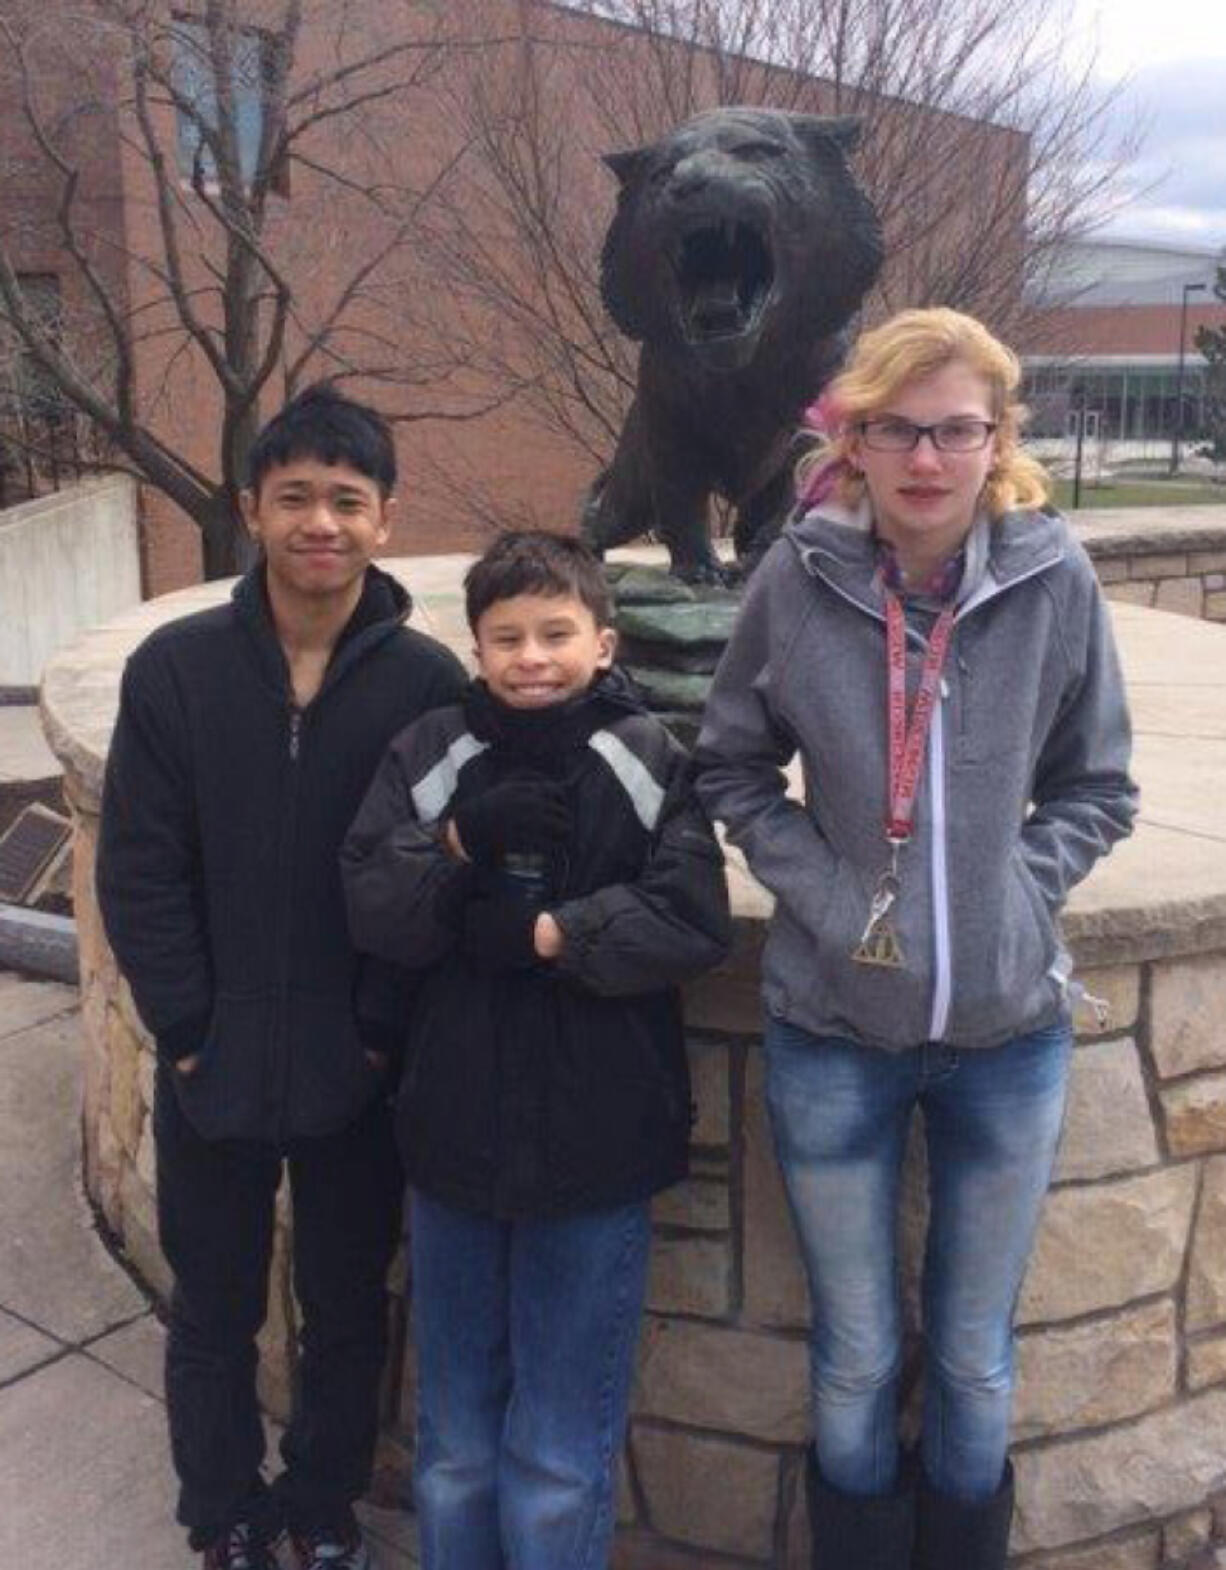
[695,500,1138,1051]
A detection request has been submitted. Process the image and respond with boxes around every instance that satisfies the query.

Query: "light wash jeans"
[765,1016,1072,1502]
[410,1191,651,1570]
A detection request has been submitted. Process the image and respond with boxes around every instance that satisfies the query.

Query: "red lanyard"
[884,592,954,843]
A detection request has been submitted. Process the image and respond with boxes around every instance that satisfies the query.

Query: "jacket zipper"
[270,636,387,1136]
[271,704,303,1139]
[939,552,1065,1038]
[802,552,948,1036]
[928,684,953,1041]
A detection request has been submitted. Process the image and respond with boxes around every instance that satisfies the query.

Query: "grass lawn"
[1053,477,1226,509]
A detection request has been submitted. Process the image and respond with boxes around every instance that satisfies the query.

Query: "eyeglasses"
[856,417,997,453]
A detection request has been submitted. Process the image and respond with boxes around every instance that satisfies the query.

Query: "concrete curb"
[0,905,78,983]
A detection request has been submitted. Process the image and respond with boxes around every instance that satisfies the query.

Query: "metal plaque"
[0,804,72,905]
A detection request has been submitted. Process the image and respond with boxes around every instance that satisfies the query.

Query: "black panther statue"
[583,107,883,580]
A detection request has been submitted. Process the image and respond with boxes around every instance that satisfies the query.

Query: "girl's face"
[848,359,999,565]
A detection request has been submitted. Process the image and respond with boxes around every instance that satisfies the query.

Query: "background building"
[2,0,1033,594]
[1022,238,1224,454]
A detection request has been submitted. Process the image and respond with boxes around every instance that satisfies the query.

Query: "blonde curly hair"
[797,307,1050,518]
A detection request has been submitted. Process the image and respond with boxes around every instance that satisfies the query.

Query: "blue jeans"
[410,1192,651,1570]
[765,1017,1072,1502]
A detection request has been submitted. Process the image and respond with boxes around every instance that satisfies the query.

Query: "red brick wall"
[1026,302,1226,357]
[6,0,1028,595]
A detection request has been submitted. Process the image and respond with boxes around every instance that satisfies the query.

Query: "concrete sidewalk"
[0,969,419,1569]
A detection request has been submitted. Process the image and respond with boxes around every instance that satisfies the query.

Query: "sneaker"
[202,1520,277,1570]
[290,1527,374,1570]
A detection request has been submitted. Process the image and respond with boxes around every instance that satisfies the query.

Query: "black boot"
[807,1448,915,1569]
[913,1461,1013,1570]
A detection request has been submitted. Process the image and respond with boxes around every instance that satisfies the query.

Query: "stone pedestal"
[40,548,1226,1567]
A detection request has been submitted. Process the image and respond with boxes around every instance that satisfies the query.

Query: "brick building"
[1022,237,1225,453]
[2,0,1028,595]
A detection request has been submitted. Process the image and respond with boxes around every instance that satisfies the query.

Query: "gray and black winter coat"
[341,671,732,1219]
[695,501,1138,1052]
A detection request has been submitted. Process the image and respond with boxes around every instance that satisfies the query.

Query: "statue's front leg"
[582,411,727,582]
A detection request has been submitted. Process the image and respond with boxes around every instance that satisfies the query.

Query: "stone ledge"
[36,549,1226,973]
[35,531,1226,1569]
[1074,508,1226,562]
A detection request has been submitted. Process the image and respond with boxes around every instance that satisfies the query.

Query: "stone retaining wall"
[1095,545,1226,621]
[0,476,141,686]
[72,853,1226,1566]
[1079,513,1226,623]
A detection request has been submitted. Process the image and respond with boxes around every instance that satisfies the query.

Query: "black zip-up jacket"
[341,672,733,1218]
[96,564,466,1142]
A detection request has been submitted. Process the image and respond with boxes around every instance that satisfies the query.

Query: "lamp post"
[1170,281,1208,476]
[1071,382,1086,509]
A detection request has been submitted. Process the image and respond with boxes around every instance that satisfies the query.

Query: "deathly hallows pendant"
[851,922,906,968]
[851,869,906,969]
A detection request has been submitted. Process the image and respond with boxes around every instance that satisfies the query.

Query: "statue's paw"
[670,558,735,588]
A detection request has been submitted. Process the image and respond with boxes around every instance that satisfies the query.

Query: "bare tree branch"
[0,0,493,575]
[0,0,1141,572]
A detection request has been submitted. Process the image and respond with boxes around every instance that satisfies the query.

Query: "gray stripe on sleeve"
[411,733,488,823]
[588,728,666,832]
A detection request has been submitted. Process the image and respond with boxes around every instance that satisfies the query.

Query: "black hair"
[246,383,397,498]
[464,530,614,631]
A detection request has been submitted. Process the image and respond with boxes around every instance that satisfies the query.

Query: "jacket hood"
[783,497,1067,616]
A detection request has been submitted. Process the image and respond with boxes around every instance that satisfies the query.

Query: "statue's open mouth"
[675,220,774,344]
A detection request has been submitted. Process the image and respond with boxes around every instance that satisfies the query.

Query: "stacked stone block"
[50,534,1226,1567]
[71,822,1226,1568]
[1090,543,1226,621]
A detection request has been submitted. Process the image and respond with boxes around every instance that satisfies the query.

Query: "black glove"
[451,780,570,867]
[461,895,541,971]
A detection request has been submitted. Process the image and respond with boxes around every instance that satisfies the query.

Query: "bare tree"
[1195,265,1226,469]
[0,0,510,575]
[410,0,1139,512]
[0,0,1140,563]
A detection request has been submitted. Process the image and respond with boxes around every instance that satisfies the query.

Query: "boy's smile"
[474,591,616,708]
[241,457,393,609]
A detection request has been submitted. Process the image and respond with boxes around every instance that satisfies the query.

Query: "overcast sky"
[1073,0,1226,250]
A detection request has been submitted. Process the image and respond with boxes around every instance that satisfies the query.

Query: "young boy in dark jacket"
[96,386,466,1570]
[341,530,732,1570]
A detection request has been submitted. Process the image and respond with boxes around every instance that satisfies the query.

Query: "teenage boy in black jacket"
[341,530,732,1570]
[96,386,465,1570]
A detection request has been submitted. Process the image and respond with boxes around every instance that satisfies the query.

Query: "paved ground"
[0,969,420,1568]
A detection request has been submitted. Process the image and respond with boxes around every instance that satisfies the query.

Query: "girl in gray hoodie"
[695,308,1137,1570]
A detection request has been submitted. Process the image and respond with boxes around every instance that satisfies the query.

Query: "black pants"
[154,1064,402,1549]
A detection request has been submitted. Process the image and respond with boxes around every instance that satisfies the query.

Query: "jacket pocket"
[396,970,501,1191]
[170,991,274,1139]
[763,855,934,1049]
[545,991,689,1203]
[1011,850,1058,970]
[950,851,1059,1044]
[283,989,380,1138]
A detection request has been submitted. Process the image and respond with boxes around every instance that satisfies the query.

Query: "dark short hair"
[246,383,397,498]
[464,530,614,631]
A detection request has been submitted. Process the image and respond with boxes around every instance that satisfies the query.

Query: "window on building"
[171,15,288,195]
[0,273,70,504]
[6,273,65,421]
